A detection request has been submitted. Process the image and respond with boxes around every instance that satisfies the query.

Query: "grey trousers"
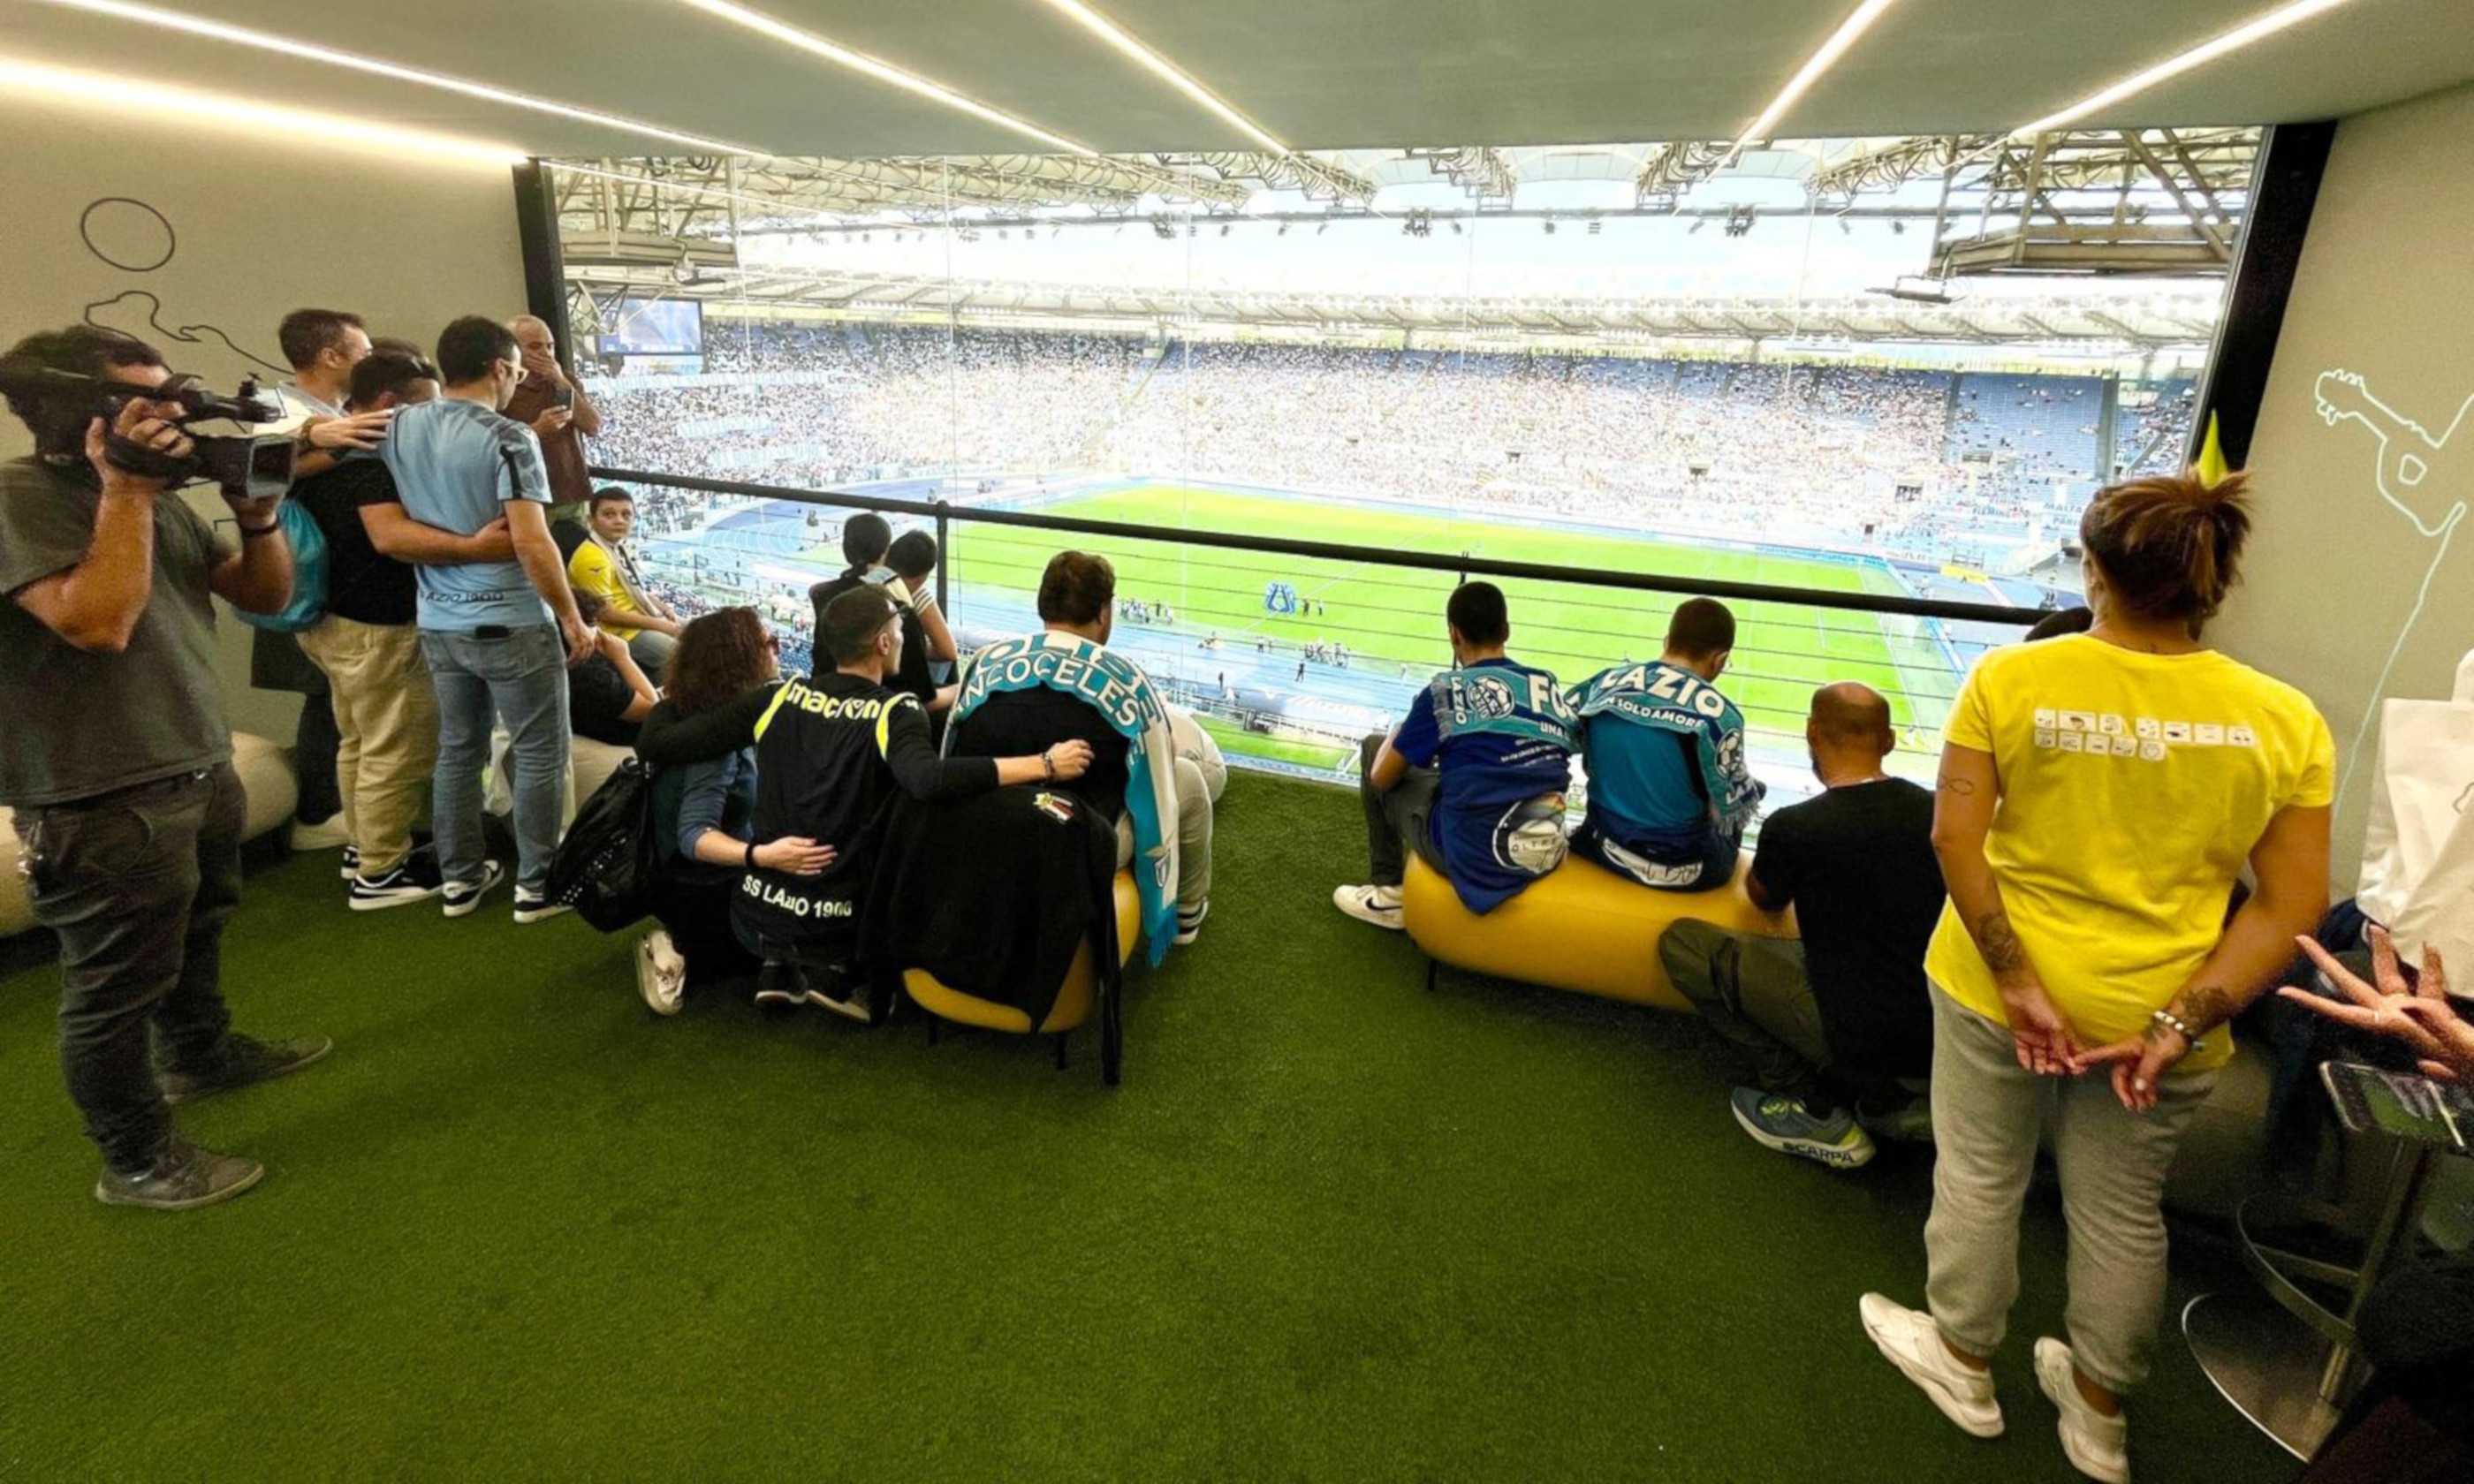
[1111,755,1214,916]
[1924,984,2216,1394]
[1658,920,1827,1103]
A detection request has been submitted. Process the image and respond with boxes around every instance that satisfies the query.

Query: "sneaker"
[349,852,445,912]
[1731,1087,1877,1169]
[1859,1293,2004,1438]
[636,931,687,1016]
[512,886,573,925]
[1332,882,1404,929]
[2036,1337,2130,1482]
[442,860,506,918]
[160,1033,334,1105]
[804,967,876,1025]
[1858,1098,1937,1147]
[290,814,352,852]
[94,1139,265,1211]
[1174,899,1210,946]
[338,844,360,882]
[753,960,806,1011]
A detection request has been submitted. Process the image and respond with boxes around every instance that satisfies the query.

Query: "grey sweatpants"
[1112,755,1214,916]
[1924,984,2216,1394]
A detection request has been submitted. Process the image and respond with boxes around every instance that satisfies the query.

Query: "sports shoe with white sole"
[2035,1337,2129,1482]
[339,844,360,882]
[1332,882,1404,929]
[1174,900,1210,946]
[441,860,506,918]
[350,852,445,912]
[1859,1293,2003,1438]
[512,887,573,925]
[636,930,687,1016]
[753,961,805,1011]
[1730,1087,1877,1169]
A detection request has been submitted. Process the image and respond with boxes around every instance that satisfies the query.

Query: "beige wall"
[2214,80,2474,891]
[0,93,528,738]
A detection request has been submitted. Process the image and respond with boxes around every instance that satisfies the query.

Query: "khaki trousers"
[298,616,437,876]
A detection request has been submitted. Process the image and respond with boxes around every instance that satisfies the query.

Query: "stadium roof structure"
[550,127,2261,283]
[560,261,2223,350]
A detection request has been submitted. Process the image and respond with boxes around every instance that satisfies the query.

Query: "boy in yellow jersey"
[566,488,681,681]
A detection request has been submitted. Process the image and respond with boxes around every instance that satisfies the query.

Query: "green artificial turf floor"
[0,771,2287,1481]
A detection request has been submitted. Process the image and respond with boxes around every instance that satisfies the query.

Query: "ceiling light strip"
[678,0,1093,155]
[1730,0,1900,161]
[0,54,522,166]
[34,0,756,155]
[2011,0,2359,137]
[1031,0,1290,155]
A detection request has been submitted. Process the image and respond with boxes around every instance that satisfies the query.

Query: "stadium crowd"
[585,321,2197,566]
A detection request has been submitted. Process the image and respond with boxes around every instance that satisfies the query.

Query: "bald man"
[502,315,603,547]
[1657,682,1946,1170]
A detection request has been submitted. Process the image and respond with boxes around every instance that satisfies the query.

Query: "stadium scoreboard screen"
[598,298,704,359]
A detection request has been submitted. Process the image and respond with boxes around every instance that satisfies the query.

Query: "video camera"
[0,360,295,500]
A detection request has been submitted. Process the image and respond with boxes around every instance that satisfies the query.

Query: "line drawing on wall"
[73,197,288,376]
[2314,369,2473,804]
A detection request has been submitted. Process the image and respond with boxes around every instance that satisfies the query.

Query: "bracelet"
[239,522,282,539]
[1042,749,1055,782]
[744,841,758,871]
[2150,1008,2203,1049]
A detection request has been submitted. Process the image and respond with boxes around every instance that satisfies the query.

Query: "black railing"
[592,466,2046,629]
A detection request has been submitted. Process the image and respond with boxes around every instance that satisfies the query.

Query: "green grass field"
[942,485,1962,750]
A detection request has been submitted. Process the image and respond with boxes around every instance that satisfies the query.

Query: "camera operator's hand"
[84,404,192,495]
[304,409,393,452]
[528,406,573,439]
[223,486,284,532]
[561,616,599,668]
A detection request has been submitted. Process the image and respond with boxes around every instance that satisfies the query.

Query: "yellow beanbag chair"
[903,869,1140,1035]
[1401,852,1795,1012]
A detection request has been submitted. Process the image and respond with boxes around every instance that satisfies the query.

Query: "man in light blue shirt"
[381,314,595,922]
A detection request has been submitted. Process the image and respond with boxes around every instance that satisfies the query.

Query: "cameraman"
[0,326,330,1211]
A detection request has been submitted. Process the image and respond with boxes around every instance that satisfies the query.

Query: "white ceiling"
[8,0,2474,158]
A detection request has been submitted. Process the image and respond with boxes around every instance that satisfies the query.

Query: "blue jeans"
[419,625,570,891]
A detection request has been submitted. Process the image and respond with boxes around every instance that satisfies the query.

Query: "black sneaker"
[349,852,445,912]
[160,1033,334,1105]
[442,860,506,918]
[754,961,805,1011]
[338,844,360,882]
[512,886,573,925]
[94,1139,265,1210]
[804,965,876,1024]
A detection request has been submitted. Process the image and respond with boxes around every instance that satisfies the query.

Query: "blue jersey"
[1568,660,1764,859]
[1393,657,1578,912]
[379,398,552,632]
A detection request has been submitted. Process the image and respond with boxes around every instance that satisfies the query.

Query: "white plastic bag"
[2356,650,2474,975]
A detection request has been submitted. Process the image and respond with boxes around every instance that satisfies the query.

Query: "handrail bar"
[591,466,2045,627]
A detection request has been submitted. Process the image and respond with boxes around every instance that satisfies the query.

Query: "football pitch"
[937,485,1963,767]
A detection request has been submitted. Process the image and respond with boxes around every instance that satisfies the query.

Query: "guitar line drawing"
[2314,369,2472,805]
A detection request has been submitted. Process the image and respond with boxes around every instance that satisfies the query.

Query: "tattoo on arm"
[1939,774,1978,796]
[1974,910,2027,978]
[2164,984,2235,1040]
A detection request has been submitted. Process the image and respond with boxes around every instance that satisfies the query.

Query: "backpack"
[234,497,329,633]
[546,758,661,932]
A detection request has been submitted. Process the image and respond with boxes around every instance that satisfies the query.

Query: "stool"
[904,870,1140,1085]
[1400,852,1795,1011]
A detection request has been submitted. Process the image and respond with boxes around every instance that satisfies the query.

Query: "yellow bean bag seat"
[903,869,1140,1035]
[1401,852,1796,1012]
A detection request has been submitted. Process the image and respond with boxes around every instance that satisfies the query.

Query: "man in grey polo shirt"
[380,315,595,922]
[0,325,331,1211]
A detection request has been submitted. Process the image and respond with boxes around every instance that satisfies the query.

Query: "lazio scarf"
[949,631,1180,965]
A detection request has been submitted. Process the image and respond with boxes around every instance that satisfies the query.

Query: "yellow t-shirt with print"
[1923,635,2334,1071]
[566,541,645,640]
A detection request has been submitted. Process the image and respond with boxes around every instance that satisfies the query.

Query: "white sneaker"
[1859,1293,2003,1438]
[1332,882,1404,930]
[441,861,506,919]
[512,888,573,925]
[290,815,352,852]
[636,931,687,1017]
[2036,1337,2129,1482]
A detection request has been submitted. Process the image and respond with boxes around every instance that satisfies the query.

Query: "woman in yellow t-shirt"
[1862,471,2332,1481]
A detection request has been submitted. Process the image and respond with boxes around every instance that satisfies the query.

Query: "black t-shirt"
[292,458,415,625]
[946,686,1130,822]
[1748,777,1944,1079]
[568,655,641,746]
[735,670,998,950]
